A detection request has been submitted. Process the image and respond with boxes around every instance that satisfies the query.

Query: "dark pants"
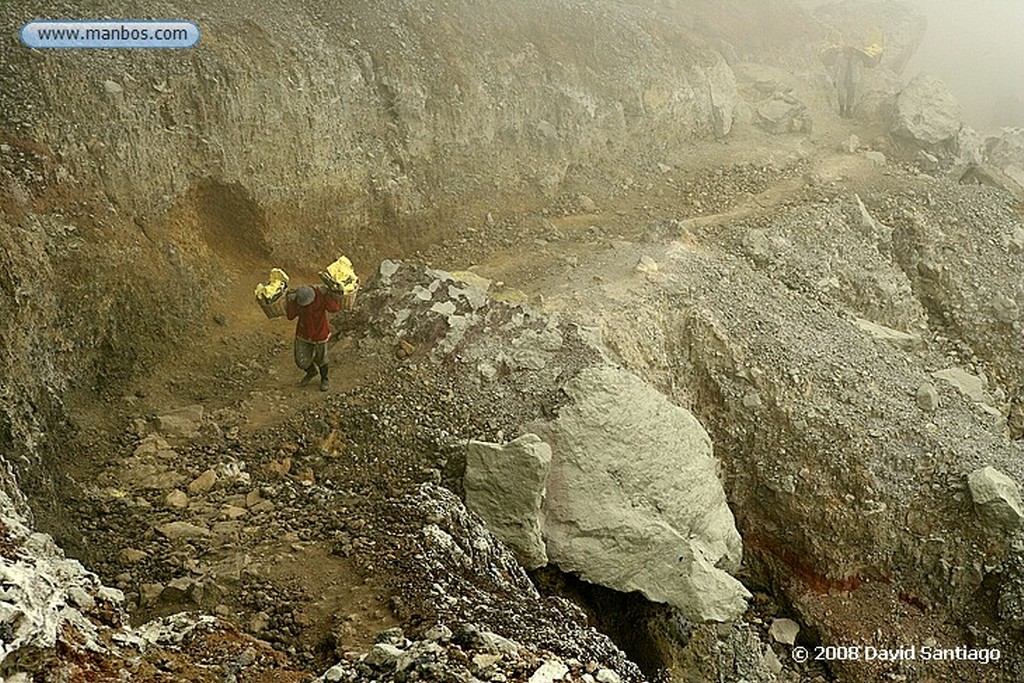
[294,337,328,372]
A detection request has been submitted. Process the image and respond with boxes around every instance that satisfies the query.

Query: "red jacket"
[286,287,340,342]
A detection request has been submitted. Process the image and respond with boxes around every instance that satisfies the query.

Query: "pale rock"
[222,505,248,520]
[769,618,800,645]
[379,260,400,280]
[67,586,95,611]
[854,318,921,350]
[635,255,659,274]
[155,521,211,541]
[248,611,270,633]
[118,548,148,564]
[473,653,502,668]
[706,56,738,137]
[893,73,963,148]
[932,368,993,405]
[864,150,886,166]
[164,489,189,509]
[464,434,551,569]
[424,624,452,642]
[916,383,939,412]
[188,468,218,495]
[538,365,750,622]
[430,300,457,316]
[133,435,172,457]
[968,467,1024,532]
[365,642,405,668]
[156,404,204,437]
[140,583,164,606]
[596,669,621,683]
[529,659,569,683]
[480,630,522,654]
[991,294,1019,323]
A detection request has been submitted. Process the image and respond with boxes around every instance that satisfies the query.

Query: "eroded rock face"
[537,365,750,622]
[464,434,551,569]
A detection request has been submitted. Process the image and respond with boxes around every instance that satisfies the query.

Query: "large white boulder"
[539,365,750,621]
[968,466,1024,533]
[464,434,551,569]
[892,73,963,148]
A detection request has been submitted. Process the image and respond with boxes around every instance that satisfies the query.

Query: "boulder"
[968,467,1024,533]
[705,57,738,137]
[892,74,963,148]
[464,434,551,569]
[538,365,750,622]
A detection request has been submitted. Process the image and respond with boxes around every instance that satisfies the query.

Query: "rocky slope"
[4,0,1024,682]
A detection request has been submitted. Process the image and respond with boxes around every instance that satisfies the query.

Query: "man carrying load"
[286,284,340,391]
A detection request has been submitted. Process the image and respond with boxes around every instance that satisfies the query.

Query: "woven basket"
[341,287,358,310]
[258,295,287,319]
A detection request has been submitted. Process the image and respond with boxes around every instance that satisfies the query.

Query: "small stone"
[248,611,271,634]
[364,643,404,669]
[323,665,345,682]
[140,583,164,606]
[742,391,762,409]
[161,577,196,601]
[529,659,569,683]
[864,150,887,166]
[424,624,452,642]
[188,469,218,495]
[765,647,783,674]
[155,521,211,541]
[480,630,522,654]
[102,79,123,94]
[595,669,621,683]
[635,255,658,274]
[916,383,939,412]
[769,618,800,645]
[245,489,262,507]
[472,653,502,669]
[375,627,405,645]
[222,505,248,520]
[165,489,189,508]
[992,294,1019,323]
[119,548,148,564]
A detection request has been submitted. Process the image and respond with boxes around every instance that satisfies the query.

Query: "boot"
[300,365,318,386]
[319,364,330,392]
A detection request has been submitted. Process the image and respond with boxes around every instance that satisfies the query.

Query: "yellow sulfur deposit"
[320,256,359,294]
[255,267,290,302]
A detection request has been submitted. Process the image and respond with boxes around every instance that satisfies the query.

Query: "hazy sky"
[901,0,1024,128]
